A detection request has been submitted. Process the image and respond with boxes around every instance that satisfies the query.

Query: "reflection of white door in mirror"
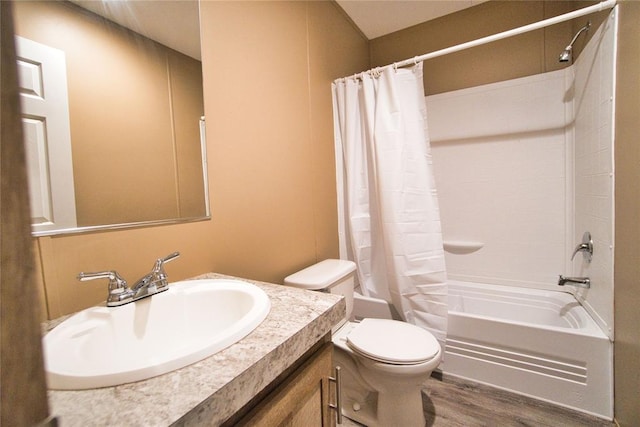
[16,36,77,233]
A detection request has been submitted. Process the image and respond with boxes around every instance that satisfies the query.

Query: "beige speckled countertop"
[45,273,345,426]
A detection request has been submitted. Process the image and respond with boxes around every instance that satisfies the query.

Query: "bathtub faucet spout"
[558,275,590,288]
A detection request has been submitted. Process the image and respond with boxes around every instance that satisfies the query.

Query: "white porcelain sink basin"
[43,279,270,390]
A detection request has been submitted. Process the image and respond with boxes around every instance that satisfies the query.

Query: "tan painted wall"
[32,1,368,318]
[370,1,606,96]
[613,3,640,424]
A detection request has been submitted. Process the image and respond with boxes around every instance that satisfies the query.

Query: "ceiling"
[71,0,201,60]
[336,0,488,40]
[71,0,487,60]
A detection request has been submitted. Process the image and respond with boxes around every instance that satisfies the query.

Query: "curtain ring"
[413,56,419,66]
[393,62,398,72]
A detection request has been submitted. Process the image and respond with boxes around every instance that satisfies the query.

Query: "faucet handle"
[153,251,180,272]
[78,270,131,305]
[158,251,180,266]
[151,252,180,286]
[571,231,593,262]
[78,270,127,289]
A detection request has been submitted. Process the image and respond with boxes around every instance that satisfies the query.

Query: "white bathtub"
[352,281,613,420]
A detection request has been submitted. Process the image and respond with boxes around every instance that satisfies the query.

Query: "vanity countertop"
[45,273,345,426]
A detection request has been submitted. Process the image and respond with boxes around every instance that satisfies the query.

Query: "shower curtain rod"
[337,0,616,82]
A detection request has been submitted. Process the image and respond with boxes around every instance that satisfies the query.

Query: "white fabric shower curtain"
[332,64,448,343]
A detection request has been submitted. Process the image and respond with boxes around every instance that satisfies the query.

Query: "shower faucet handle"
[571,231,593,262]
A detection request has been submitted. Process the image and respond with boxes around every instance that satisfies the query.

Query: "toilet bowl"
[284,259,442,427]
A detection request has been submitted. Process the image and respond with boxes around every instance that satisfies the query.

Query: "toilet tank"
[284,259,356,321]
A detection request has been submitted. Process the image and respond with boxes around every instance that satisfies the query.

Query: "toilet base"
[333,346,428,427]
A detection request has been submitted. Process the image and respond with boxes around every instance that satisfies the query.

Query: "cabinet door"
[238,342,335,427]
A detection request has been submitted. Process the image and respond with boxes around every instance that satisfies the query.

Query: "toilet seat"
[345,318,440,365]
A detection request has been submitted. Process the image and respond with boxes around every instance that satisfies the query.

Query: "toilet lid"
[346,318,440,365]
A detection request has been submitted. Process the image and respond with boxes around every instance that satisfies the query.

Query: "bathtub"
[352,281,613,420]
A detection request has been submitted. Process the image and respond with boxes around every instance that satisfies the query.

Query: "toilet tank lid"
[284,259,356,290]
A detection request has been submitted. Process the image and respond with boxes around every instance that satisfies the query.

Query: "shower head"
[558,47,573,63]
[559,21,591,63]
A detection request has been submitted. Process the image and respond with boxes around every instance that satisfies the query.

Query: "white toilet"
[284,259,441,427]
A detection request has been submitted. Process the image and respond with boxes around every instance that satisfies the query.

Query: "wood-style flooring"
[342,373,615,427]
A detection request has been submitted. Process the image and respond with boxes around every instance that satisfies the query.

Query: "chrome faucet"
[78,252,180,307]
[130,252,180,299]
[571,231,593,263]
[77,270,130,306]
[557,275,590,288]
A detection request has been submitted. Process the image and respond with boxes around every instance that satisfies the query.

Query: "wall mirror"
[13,0,209,236]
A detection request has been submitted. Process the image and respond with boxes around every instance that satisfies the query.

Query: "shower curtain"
[332,63,448,344]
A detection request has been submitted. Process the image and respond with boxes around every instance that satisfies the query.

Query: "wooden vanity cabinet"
[236,341,336,427]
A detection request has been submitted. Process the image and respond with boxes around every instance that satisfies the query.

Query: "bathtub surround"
[427,69,569,289]
[426,8,616,343]
[570,8,616,340]
[333,64,448,344]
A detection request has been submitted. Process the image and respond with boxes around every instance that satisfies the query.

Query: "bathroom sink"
[43,279,270,390]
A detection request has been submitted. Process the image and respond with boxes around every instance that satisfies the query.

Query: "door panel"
[16,35,77,232]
